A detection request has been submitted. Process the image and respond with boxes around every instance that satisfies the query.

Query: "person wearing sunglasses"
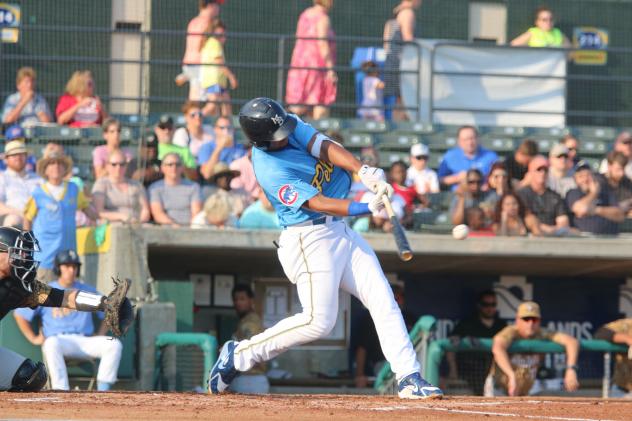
[600,131,632,180]
[92,118,134,179]
[492,301,579,396]
[198,116,247,181]
[561,135,581,169]
[450,168,486,226]
[517,155,572,236]
[172,101,213,158]
[547,143,576,198]
[406,143,439,199]
[510,6,570,48]
[447,290,507,395]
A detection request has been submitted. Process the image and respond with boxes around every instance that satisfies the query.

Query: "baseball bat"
[382,194,413,262]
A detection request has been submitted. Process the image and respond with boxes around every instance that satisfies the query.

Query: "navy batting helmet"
[53,249,81,277]
[238,97,297,150]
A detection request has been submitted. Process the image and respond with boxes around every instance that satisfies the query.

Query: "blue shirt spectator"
[438,126,498,191]
[238,195,280,230]
[197,141,247,167]
[2,67,52,128]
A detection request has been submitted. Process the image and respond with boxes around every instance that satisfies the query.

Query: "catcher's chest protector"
[0,277,30,321]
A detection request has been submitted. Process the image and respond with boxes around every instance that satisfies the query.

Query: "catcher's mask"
[0,227,40,292]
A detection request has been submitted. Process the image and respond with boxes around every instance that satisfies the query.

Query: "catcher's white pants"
[0,346,27,390]
[42,334,123,390]
[233,219,419,380]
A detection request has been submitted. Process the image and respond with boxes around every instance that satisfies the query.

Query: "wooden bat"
[382,194,413,262]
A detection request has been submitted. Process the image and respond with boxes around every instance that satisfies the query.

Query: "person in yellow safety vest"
[510,6,571,48]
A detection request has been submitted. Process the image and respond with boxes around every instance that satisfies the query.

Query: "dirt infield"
[0,392,628,421]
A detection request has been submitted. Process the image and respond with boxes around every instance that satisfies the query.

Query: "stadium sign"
[572,26,608,65]
[0,3,20,43]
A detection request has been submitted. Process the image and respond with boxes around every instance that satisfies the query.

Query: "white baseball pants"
[42,334,123,390]
[233,219,419,380]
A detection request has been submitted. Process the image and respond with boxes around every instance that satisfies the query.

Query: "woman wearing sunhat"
[23,153,98,282]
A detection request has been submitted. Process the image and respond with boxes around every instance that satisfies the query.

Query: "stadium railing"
[425,337,627,398]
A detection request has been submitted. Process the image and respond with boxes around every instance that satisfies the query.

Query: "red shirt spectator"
[55,70,107,127]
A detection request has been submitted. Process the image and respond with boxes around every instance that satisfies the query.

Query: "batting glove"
[367,184,392,213]
[358,165,387,194]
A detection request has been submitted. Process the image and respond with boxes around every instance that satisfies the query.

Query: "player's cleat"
[397,372,443,400]
[208,340,238,394]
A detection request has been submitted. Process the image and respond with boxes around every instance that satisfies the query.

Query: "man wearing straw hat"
[23,153,97,283]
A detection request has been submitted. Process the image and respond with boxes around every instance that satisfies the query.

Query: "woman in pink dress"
[285,0,336,119]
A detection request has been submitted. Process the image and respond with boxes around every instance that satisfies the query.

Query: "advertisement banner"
[0,3,20,43]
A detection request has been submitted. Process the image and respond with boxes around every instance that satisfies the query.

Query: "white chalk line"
[12,397,64,403]
[371,405,616,421]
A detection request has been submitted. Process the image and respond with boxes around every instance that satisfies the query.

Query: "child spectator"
[2,67,52,127]
[450,169,486,226]
[191,192,237,229]
[56,70,107,127]
[406,143,439,198]
[357,61,385,122]
[465,207,495,237]
[92,118,134,179]
[200,19,238,117]
[493,193,540,237]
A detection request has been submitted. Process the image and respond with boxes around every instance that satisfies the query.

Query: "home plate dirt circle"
[0,392,628,420]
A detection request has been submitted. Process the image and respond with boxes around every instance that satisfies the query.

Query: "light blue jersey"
[14,280,104,337]
[252,115,351,227]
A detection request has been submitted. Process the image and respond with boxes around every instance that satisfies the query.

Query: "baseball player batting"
[208,97,443,399]
[0,227,132,392]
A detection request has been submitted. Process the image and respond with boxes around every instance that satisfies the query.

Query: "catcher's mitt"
[104,277,134,338]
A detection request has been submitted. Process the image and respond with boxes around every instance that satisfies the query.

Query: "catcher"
[594,318,632,398]
[0,227,133,392]
[491,301,580,396]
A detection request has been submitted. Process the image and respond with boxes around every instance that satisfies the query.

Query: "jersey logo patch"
[278,184,299,206]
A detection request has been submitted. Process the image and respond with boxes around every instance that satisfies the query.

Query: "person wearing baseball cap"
[565,159,624,235]
[0,130,40,228]
[492,301,579,396]
[517,155,571,236]
[406,143,439,197]
[548,143,576,197]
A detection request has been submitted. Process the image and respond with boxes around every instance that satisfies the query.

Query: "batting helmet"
[53,249,81,277]
[238,97,297,150]
[0,227,40,292]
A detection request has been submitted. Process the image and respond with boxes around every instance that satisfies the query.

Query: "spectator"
[389,161,417,214]
[156,114,198,182]
[229,145,261,205]
[285,0,337,119]
[149,153,202,227]
[406,143,439,198]
[203,162,247,217]
[600,151,632,216]
[354,284,414,388]
[198,116,247,180]
[92,150,151,224]
[383,0,422,121]
[450,169,486,226]
[172,101,213,158]
[201,19,238,117]
[24,153,97,282]
[357,61,385,122]
[465,207,495,237]
[510,6,571,48]
[0,139,41,228]
[2,67,52,127]
[0,126,37,173]
[594,318,632,398]
[493,192,540,236]
[491,301,579,396]
[228,284,269,394]
[438,126,498,191]
[480,161,511,218]
[353,190,406,234]
[566,160,623,235]
[562,134,581,169]
[238,190,280,230]
[547,143,576,198]
[505,139,538,190]
[175,0,221,101]
[191,191,236,229]
[447,290,507,395]
[131,133,162,188]
[13,249,123,391]
[56,70,107,127]
[600,131,632,180]
[92,118,134,179]
[517,155,571,236]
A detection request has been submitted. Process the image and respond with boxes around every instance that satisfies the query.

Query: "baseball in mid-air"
[452,224,469,240]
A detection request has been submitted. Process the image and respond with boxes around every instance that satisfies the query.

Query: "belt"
[284,216,341,229]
